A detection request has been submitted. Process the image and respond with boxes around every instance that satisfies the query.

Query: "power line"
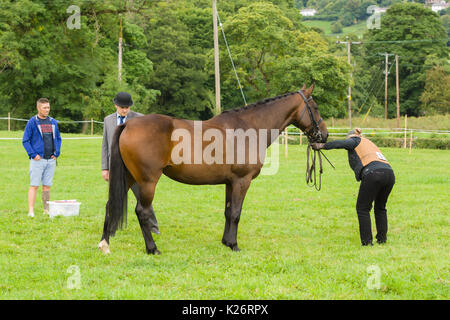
[216,11,247,106]
[336,37,363,128]
[361,38,449,44]
[356,64,385,113]
[362,61,395,120]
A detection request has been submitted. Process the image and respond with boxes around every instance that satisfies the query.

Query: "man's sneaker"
[28,212,35,218]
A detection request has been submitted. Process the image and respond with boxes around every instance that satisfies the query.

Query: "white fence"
[1,114,449,146]
[0,114,104,135]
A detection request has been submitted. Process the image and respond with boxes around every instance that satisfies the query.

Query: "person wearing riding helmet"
[311,128,395,246]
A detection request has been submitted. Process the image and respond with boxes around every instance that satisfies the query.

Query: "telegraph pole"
[336,37,362,128]
[384,53,388,120]
[212,0,221,114]
[379,53,395,121]
[118,16,123,83]
[395,55,400,128]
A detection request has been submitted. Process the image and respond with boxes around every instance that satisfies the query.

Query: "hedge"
[279,135,449,150]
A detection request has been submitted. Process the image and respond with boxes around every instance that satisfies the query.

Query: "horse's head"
[292,84,328,143]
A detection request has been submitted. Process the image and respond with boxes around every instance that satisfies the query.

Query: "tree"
[363,3,448,116]
[0,1,118,132]
[215,2,351,118]
[331,21,343,33]
[143,1,213,119]
[0,0,159,130]
[420,66,450,115]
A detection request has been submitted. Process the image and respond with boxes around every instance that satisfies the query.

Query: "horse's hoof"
[147,248,161,255]
[222,239,240,252]
[98,240,111,254]
[231,244,240,252]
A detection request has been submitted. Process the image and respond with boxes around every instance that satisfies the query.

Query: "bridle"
[297,90,334,191]
[297,90,323,143]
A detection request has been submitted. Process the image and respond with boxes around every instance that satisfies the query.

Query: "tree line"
[0,0,447,132]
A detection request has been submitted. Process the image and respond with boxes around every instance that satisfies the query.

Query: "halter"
[297,90,323,143]
[297,90,334,191]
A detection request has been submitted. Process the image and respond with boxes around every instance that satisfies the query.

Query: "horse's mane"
[220,91,298,115]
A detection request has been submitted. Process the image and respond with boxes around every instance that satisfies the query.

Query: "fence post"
[300,131,303,146]
[91,118,93,136]
[8,112,10,131]
[284,128,288,158]
[403,114,407,148]
[409,129,413,154]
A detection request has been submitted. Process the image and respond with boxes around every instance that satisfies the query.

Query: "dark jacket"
[323,136,392,181]
[22,115,62,159]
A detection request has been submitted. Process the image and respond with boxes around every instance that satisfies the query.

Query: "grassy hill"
[303,20,367,37]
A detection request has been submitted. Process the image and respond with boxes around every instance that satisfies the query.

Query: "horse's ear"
[305,83,315,96]
[301,84,306,91]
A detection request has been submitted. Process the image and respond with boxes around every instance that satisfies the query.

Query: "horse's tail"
[106,123,129,237]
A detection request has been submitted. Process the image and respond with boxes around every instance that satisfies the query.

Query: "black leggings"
[356,168,395,245]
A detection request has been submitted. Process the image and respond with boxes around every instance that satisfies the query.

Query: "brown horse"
[98,84,328,254]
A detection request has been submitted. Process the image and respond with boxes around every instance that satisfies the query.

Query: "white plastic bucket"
[48,200,81,218]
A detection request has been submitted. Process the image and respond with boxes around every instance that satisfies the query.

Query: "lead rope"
[306,144,335,191]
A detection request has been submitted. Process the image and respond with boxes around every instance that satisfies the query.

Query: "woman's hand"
[311,143,325,150]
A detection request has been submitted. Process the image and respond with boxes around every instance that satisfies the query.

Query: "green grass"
[303,20,367,36]
[0,131,449,299]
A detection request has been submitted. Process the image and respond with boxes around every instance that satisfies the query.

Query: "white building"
[425,0,449,12]
[300,8,317,17]
[373,7,388,14]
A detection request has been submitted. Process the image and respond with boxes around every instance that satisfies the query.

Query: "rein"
[306,144,335,191]
[306,144,323,190]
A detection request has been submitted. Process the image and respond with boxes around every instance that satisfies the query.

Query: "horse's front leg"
[222,183,232,247]
[222,176,252,252]
[98,200,112,254]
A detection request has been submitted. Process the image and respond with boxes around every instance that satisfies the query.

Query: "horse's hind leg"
[135,180,161,255]
[131,183,159,234]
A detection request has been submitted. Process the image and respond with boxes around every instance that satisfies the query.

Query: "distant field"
[303,20,367,36]
[329,115,450,131]
[0,132,448,299]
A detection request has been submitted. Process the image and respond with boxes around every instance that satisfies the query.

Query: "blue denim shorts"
[30,158,56,186]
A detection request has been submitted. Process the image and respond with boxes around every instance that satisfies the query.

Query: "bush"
[330,21,343,33]
[302,14,339,21]
[331,136,449,150]
[280,135,449,149]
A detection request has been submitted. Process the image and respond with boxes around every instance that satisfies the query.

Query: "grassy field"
[0,131,448,299]
[303,20,367,37]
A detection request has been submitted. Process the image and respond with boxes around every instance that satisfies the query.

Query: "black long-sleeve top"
[323,137,392,181]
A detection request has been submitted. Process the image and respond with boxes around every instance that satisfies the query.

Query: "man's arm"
[54,122,62,158]
[22,121,38,159]
[101,117,110,181]
[101,120,109,171]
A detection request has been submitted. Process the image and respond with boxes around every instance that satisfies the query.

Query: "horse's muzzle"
[307,128,327,144]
